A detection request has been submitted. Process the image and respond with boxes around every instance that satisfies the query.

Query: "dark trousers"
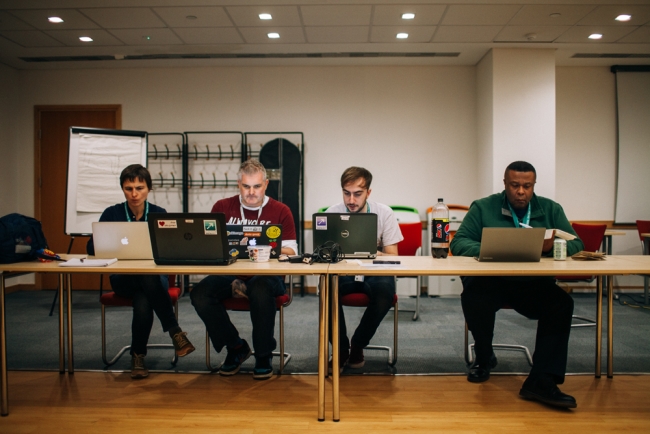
[190,275,285,358]
[460,276,574,384]
[109,274,175,356]
[329,275,395,353]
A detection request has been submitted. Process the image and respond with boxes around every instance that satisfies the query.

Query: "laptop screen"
[312,213,378,259]
[476,227,545,262]
[148,213,235,265]
[92,222,153,260]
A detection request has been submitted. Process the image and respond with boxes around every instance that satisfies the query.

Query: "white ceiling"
[1,0,649,70]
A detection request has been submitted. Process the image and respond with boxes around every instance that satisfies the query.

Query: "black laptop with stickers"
[226,224,283,259]
[148,213,236,266]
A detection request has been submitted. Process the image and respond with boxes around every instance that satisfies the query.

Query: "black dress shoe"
[467,353,498,383]
[519,376,577,409]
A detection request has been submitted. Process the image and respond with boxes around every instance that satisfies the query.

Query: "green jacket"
[450,191,584,258]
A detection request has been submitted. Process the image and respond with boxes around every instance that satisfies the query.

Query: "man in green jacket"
[451,161,584,409]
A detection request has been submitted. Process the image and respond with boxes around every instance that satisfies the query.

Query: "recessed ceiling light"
[615,14,632,22]
[48,16,64,23]
[143,35,151,40]
[186,15,197,20]
[588,33,603,40]
[396,33,409,39]
[268,32,280,39]
[402,13,415,20]
[259,13,272,20]
[79,36,93,42]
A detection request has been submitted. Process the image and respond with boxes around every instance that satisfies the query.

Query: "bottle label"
[431,218,450,246]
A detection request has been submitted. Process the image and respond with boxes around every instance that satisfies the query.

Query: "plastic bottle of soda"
[431,198,450,258]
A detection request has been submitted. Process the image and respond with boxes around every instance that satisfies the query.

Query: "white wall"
[0,64,19,217]
[556,66,617,221]
[492,49,557,199]
[14,65,478,221]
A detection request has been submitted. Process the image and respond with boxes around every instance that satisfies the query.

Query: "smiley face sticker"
[266,225,281,239]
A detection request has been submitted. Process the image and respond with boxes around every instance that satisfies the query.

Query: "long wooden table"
[323,255,650,421]
[3,255,650,420]
[0,256,329,416]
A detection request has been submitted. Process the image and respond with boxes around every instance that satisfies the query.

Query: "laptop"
[475,227,546,262]
[226,224,283,259]
[92,222,153,259]
[312,213,378,259]
[148,213,236,266]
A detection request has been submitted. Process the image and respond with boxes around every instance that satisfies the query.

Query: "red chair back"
[100,274,180,307]
[340,292,398,307]
[636,220,650,242]
[571,223,606,252]
[397,222,422,257]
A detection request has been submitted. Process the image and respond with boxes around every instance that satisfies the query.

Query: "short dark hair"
[120,164,152,190]
[505,161,536,177]
[341,166,372,189]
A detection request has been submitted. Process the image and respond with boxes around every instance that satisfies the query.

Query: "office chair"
[396,222,423,320]
[636,220,650,304]
[464,305,533,367]
[100,274,180,366]
[556,223,607,328]
[339,292,398,366]
[205,277,293,373]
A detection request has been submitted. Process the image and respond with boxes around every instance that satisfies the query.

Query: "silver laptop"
[312,213,378,259]
[475,227,545,262]
[92,222,153,259]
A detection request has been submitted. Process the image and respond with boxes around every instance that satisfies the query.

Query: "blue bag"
[0,213,49,263]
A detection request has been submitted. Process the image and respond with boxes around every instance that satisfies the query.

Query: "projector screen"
[613,67,650,224]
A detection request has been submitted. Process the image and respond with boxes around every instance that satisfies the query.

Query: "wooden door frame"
[33,105,122,221]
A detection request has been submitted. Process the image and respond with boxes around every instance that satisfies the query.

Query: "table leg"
[607,275,614,378]
[595,276,602,378]
[1,275,8,416]
[318,274,327,421]
[66,274,74,374]
[332,275,340,422]
[58,274,64,374]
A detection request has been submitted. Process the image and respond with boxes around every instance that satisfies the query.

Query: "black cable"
[311,241,342,264]
[616,293,650,310]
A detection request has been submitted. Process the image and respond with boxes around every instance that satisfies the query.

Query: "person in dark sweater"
[451,161,584,409]
[87,164,195,379]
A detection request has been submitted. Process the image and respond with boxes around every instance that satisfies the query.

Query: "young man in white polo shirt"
[326,166,403,371]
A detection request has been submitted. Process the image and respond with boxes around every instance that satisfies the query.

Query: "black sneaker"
[131,353,149,379]
[519,375,577,409]
[253,355,274,380]
[348,344,365,369]
[219,340,252,376]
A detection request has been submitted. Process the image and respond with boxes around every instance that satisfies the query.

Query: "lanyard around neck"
[240,196,264,222]
[508,202,530,228]
[125,201,148,222]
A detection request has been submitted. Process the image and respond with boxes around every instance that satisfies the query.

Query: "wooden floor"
[1,371,649,433]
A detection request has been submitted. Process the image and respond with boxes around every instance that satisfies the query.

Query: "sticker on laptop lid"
[315,216,327,230]
[266,225,281,238]
[203,220,218,235]
[340,215,350,221]
[157,220,177,229]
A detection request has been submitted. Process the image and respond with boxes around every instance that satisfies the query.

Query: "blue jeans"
[109,274,175,356]
[329,275,395,354]
[190,275,286,358]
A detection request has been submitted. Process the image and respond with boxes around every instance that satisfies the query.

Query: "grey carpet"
[5,291,650,375]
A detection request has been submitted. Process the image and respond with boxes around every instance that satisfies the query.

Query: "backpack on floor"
[0,213,49,263]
